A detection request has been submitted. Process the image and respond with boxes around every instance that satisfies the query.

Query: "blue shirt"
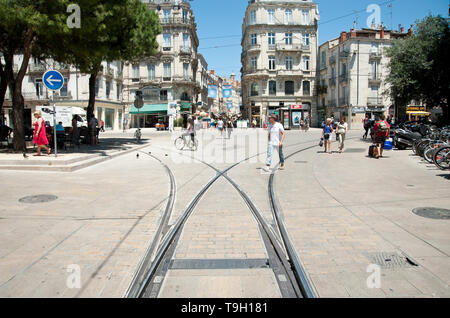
[323,125,332,134]
[56,124,65,132]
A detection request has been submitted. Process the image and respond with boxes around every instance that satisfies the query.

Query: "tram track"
[126,137,321,298]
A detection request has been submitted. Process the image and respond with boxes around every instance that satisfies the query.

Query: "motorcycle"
[393,124,423,150]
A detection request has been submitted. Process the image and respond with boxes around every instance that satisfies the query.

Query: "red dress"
[33,119,49,145]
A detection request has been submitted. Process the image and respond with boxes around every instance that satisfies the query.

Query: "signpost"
[134,90,144,130]
[42,70,64,157]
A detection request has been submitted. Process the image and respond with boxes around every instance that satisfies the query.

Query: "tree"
[0,0,70,151]
[46,0,161,122]
[0,59,7,121]
[385,15,450,124]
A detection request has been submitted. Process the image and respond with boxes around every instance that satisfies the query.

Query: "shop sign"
[291,104,303,110]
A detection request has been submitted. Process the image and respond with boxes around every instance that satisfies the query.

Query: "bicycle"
[174,133,198,151]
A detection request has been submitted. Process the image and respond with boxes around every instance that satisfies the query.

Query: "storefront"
[289,103,310,130]
[130,104,168,128]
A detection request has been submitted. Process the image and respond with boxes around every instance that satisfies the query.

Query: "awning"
[180,102,192,110]
[130,104,167,115]
[406,111,431,115]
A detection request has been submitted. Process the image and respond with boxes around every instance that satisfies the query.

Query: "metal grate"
[19,195,58,204]
[169,259,270,270]
[365,252,416,269]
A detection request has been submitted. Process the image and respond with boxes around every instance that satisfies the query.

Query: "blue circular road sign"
[42,70,64,91]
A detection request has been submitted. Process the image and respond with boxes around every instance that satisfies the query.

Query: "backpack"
[369,144,379,158]
[379,121,389,132]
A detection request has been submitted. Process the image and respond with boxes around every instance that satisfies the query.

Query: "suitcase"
[369,144,379,158]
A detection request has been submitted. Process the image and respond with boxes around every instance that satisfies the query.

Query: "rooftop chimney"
[380,26,385,39]
[400,26,404,33]
[340,31,347,43]
[408,25,413,36]
[211,70,215,75]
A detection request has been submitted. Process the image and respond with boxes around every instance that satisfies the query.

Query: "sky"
[189,0,449,81]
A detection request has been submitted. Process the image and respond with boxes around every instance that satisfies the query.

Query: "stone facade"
[241,0,319,128]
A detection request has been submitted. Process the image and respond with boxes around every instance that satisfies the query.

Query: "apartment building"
[318,27,409,128]
[2,56,124,131]
[123,0,202,128]
[241,0,320,128]
[221,73,242,116]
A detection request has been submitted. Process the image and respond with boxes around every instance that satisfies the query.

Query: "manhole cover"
[412,207,450,220]
[19,195,58,204]
[365,252,415,269]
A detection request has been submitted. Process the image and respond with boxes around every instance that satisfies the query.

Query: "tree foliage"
[385,15,450,124]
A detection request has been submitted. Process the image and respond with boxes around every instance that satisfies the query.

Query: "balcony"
[267,44,276,51]
[301,44,311,51]
[329,55,336,65]
[339,50,350,59]
[276,44,302,52]
[329,99,337,107]
[368,72,382,85]
[246,44,261,53]
[317,85,328,95]
[367,97,383,106]
[277,69,302,77]
[105,67,115,78]
[339,73,348,83]
[160,17,195,27]
[180,47,192,56]
[369,51,382,60]
[339,97,348,106]
[329,78,336,87]
[28,63,46,74]
[242,69,269,79]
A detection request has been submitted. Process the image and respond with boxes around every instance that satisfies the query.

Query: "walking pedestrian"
[263,115,285,172]
[32,110,51,156]
[323,118,334,154]
[373,114,390,158]
[227,119,233,139]
[71,115,79,146]
[100,119,105,132]
[336,117,348,153]
[217,118,224,136]
[89,116,98,146]
[363,114,370,140]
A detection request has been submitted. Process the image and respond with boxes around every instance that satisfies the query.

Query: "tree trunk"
[87,72,97,121]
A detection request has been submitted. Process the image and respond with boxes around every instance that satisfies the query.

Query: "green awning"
[130,104,167,115]
[181,102,192,110]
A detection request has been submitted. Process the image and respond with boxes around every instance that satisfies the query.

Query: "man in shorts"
[373,114,390,158]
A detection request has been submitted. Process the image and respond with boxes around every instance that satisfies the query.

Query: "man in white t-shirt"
[263,115,285,172]
[217,119,224,136]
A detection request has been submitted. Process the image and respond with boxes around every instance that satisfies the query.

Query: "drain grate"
[365,252,416,269]
[412,207,450,220]
[19,195,58,204]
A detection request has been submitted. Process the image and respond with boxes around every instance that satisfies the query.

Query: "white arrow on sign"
[46,75,63,86]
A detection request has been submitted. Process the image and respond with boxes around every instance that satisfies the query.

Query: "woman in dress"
[33,110,50,156]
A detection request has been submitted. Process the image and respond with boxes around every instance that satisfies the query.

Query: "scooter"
[393,125,423,150]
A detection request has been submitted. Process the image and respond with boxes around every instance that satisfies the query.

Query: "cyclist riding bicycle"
[182,117,196,143]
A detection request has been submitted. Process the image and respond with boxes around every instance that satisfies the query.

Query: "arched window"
[251,82,259,96]
[181,92,190,101]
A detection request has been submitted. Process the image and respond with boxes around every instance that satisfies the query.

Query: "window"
[181,92,190,101]
[371,61,378,79]
[268,9,275,24]
[251,34,257,45]
[117,83,121,100]
[285,9,292,24]
[132,64,140,81]
[35,79,43,97]
[183,63,189,80]
[250,57,257,70]
[60,78,68,97]
[269,80,277,95]
[285,56,293,70]
[269,56,276,70]
[163,63,171,80]
[182,10,188,23]
[183,33,189,50]
[285,81,294,95]
[160,90,168,101]
[268,33,275,46]
[371,42,379,53]
[285,33,292,45]
[302,33,310,46]
[302,10,310,25]
[251,82,259,96]
[163,34,171,49]
[303,81,310,96]
[106,81,111,99]
[148,64,155,80]
[342,63,347,76]
[302,56,310,70]
[163,10,171,23]
[321,51,326,68]
[331,67,335,78]
[250,10,256,24]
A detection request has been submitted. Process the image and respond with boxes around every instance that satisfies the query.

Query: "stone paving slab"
[274,132,450,298]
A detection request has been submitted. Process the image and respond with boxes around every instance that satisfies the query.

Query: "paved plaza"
[0,128,449,298]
